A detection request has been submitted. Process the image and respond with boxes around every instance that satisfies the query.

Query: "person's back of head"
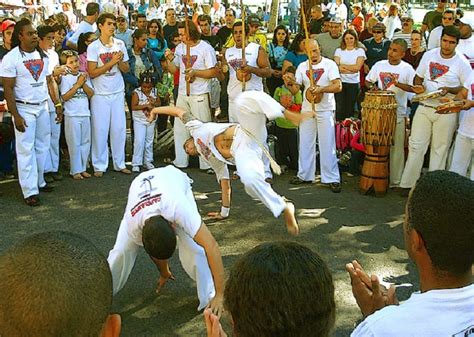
[86,2,100,17]
[224,241,335,337]
[142,216,177,260]
[0,231,120,337]
[407,171,474,276]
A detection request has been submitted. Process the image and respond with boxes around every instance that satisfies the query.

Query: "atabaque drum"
[359,91,397,197]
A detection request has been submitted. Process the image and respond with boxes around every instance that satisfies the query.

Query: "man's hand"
[206,293,224,318]
[412,85,425,94]
[164,48,174,62]
[55,106,63,123]
[346,260,398,318]
[240,63,255,75]
[204,308,228,337]
[14,115,27,132]
[462,99,474,110]
[185,68,196,82]
[273,69,282,78]
[53,65,68,77]
[156,269,175,294]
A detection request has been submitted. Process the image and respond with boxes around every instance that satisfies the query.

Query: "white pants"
[209,78,221,109]
[64,116,91,175]
[297,110,340,183]
[90,93,126,172]
[390,117,406,187]
[14,103,50,198]
[174,94,211,169]
[450,132,474,180]
[132,120,155,167]
[228,99,239,123]
[44,110,61,173]
[400,105,457,188]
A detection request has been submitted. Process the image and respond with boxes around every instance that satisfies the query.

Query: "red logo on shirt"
[99,52,114,65]
[181,55,198,67]
[429,62,449,81]
[196,138,211,160]
[23,59,44,81]
[471,83,474,97]
[130,193,162,217]
[306,68,325,83]
[379,72,399,90]
[228,58,244,71]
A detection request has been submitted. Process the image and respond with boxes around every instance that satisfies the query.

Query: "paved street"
[0,158,418,337]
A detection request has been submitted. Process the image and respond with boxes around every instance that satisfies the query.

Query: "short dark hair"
[0,231,113,337]
[225,8,236,17]
[285,65,296,74]
[177,20,200,41]
[198,14,211,25]
[392,38,408,51]
[37,24,55,39]
[137,13,147,20]
[407,171,474,276]
[232,20,250,35]
[165,8,175,16]
[142,216,177,260]
[86,2,100,16]
[97,12,116,29]
[441,25,461,42]
[51,23,66,34]
[225,242,335,337]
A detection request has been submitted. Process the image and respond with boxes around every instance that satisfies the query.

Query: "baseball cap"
[352,3,362,8]
[247,14,260,26]
[1,19,15,32]
[372,22,386,31]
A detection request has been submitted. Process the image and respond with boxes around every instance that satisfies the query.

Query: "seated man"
[0,231,120,337]
[107,165,225,316]
[148,91,312,236]
[204,241,336,337]
[347,170,474,336]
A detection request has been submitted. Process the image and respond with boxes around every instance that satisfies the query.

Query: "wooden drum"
[359,91,397,197]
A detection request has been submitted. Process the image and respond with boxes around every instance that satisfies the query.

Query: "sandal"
[289,176,313,185]
[24,195,40,207]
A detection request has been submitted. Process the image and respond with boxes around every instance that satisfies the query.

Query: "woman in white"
[131,73,160,173]
[383,4,401,40]
[334,29,366,121]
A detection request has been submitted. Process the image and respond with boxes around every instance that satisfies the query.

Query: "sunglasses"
[443,16,453,20]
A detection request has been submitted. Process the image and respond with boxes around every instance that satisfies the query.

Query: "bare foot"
[72,173,83,180]
[283,202,299,236]
[81,172,91,178]
[94,171,104,178]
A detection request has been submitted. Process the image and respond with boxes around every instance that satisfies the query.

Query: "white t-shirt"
[225,42,263,100]
[335,3,348,22]
[45,48,59,112]
[87,38,129,95]
[59,72,92,117]
[383,16,402,40]
[124,166,202,246]
[295,57,340,112]
[427,25,443,50]
[459,74,474,138]
[173,40,217,96]
[457,36,474,67]
[0,47,52,109]
[69,20,97,45]
[334,48,366,84]
[132,87,157,124]
[366,60,416,117]
[351,284,474,337]
[416,48,471,93]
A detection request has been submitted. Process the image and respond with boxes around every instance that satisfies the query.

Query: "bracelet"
[220,206,230,218]
[54,102,62,108]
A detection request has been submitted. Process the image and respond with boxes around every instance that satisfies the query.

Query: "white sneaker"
[145,162,155,170]
[132,166,140,173]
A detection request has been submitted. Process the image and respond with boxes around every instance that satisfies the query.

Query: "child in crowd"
[273,66,302,170]
[131,72,160,173]
[59,50,94,180]
[77,32,96,73]
[156,56,174,133]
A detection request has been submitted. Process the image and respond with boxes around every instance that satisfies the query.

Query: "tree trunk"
[267,0,279,32]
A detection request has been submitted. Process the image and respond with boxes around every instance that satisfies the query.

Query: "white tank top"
[225,42,263,100]
[132,87,157,124]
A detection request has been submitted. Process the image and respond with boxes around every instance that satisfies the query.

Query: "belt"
[15,99,47,106]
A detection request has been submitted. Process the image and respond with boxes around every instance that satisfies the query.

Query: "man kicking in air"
[107,165,225,316]
[148,91,310,236]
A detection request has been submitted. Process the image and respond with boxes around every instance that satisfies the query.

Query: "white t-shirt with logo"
[416,48,471,93]
[173,40,217,96]
[59,72,92,117]
[295,57,340,112]
[124,165,202,246]
[366,60,416,117]
[351,284,474,337]
[459,74,474,139]
[334,48,366,84]
[0,47,52,113]
[225,42,263,100]
[69,20,97,45]
[87,38,129,95]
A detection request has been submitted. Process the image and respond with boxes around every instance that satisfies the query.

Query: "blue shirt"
[283,51,308,69]
[147,37,168,61]
[267,43,288,69]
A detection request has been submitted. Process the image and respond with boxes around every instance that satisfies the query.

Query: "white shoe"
[145,162,155,170]
[132,166,140,173]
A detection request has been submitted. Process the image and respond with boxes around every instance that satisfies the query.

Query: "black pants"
[274,126,298,170]
[335,82,359,121]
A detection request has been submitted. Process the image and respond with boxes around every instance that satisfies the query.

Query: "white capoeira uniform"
[107,165,215,310]
[131,87,156,167]
[400,48,471,188]
[184,91,287,218]
[44,48,61,175]
[87,37,128,173]
[0,47,52,198]
[366,60,416,187]
[295,57,341,183]
[450,74,474,180]
[59,72,92,175]
[173,40,216,170]
[225,42,272,179]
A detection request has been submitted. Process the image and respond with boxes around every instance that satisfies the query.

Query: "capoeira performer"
[365,39,419,187]
[148,91,307,235]
[164,20,217,171]
[0,18,63,206]
[108,165,225,316]
[399,26,471,192]
[285,39,343,193]
[87,13,131,177]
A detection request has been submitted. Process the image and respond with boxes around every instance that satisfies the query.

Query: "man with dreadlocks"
[0,18,63,206]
